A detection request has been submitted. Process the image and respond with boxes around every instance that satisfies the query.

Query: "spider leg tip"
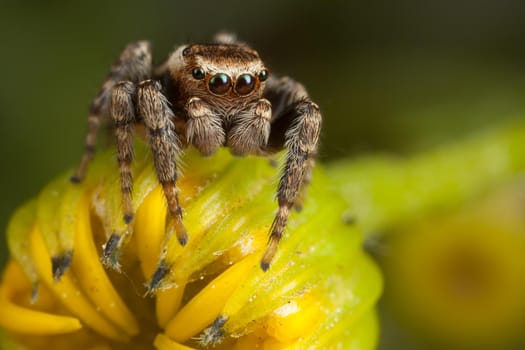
[260,260,270,272]
[200,315,227,346]
[147,261,171,294]
[51,250,73,282]
[123,213,134,225]
[178,234,188,246]
[69,175,82,184]
[101,234,123,270]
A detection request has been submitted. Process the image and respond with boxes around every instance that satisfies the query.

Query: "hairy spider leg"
[110,82,137,225]
[102,79,187,268]
[137,80,188,246]
[101,81,139,268]
[260,76,322,271]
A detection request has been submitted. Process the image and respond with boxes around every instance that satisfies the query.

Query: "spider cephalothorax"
[164,43,272,156]
[72,33,321,273]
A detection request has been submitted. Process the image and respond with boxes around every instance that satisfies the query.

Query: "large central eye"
[235,74,256,95]
[208,73,231,95]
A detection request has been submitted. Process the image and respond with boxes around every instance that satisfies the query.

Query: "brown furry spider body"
[72,33,321,272]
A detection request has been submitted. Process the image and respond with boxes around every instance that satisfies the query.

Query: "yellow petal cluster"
[0,140,381,349]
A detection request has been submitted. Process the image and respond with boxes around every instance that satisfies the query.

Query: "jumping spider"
[71,33,321,271]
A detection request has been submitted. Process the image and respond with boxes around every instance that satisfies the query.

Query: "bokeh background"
[1,1,525,349]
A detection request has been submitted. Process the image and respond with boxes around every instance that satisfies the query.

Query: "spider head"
[167,43,269,105]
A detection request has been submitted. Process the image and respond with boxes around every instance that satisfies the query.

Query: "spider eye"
[258,69,269,82]
[209,73,231,95]
[192,67,205,80]
[182,46,191,56]
[235,74,256,95]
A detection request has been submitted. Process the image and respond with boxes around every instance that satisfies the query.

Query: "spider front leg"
[101,81,138,267]
[111,82,137,225]
[137,80,188,246]
[260,80,321,271]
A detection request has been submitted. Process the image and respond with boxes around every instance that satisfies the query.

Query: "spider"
[71,33,321,272]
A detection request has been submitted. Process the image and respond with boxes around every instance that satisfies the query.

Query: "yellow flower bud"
[0,141,381,349]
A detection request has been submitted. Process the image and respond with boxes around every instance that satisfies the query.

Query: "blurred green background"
[1,1,525,349]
